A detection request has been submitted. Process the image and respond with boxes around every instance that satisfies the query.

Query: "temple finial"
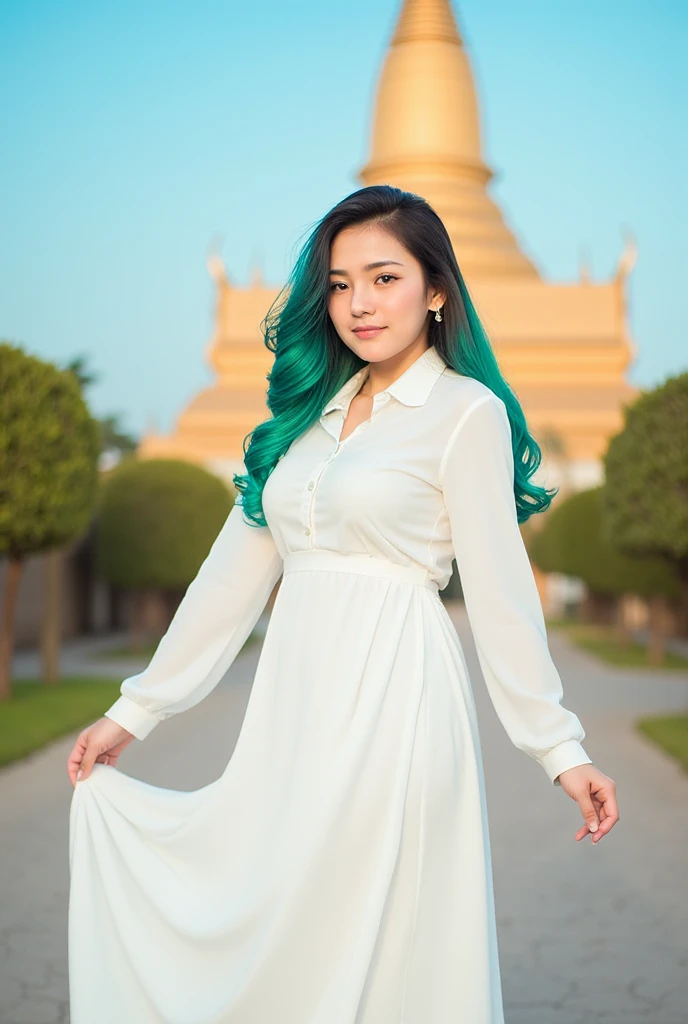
[206,235,230,286]
[616,227,638,281]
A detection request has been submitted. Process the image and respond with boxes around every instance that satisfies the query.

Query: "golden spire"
[359,0,539,279]
[391,0,463,45]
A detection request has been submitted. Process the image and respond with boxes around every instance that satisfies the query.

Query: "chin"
[349,339,401,362]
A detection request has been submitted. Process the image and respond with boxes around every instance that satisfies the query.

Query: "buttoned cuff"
[104,695,163,741]
[538,739,593,786]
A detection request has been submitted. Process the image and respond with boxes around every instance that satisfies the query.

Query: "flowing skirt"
[69,550,505,1022]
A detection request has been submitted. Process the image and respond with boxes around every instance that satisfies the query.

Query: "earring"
[434,306,443,322]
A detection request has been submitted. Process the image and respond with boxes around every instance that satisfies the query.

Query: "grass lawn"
[1,630,265,769]
[0,678,122,769]
[547,621,688,671]
[637,714,688,774]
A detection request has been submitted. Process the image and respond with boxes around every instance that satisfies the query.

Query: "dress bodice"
[262,344,499,593]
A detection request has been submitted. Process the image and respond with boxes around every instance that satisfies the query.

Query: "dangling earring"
[434,306,443,322]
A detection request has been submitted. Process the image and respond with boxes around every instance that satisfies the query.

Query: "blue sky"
[1,0,686,437]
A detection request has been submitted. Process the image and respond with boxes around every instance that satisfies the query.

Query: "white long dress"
[69,344,592,1024]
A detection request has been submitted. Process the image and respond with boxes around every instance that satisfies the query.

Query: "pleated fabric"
[70,554,504,1022]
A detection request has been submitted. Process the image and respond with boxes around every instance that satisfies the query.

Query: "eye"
[329,273,398,293]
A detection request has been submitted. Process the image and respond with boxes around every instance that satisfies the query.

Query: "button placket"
[303,436,345,546]
[305,394,390,546]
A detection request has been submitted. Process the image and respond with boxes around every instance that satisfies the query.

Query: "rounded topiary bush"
[96,458,234,590]
[530,486,680,599]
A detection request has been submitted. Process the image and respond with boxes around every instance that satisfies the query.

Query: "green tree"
[0,342,101,698]
[529,487,681,659]
[523,515,559,576]
[64,353,99,390]
[96,459,234,648]
[602,373,688,598]
[99,414,138,456]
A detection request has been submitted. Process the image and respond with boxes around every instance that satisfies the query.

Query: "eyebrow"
[328,260,404,276]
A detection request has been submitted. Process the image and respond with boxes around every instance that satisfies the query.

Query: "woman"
[67,184,619,1023]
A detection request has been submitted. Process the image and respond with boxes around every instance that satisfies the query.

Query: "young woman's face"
[327,222,444,363]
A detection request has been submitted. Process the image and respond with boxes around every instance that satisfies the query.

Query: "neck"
[359,341,430,398]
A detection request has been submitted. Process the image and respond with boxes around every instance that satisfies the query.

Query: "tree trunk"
[678,565,688,639]
[615,594,632,649]
[580,591,595,624]
[130,590,146,652]
[601,593,617,626]
[646,593,670,666]
[0,557,25,700]
[142,589,167,641]
[41,548,63,684]
[582,590,615,626]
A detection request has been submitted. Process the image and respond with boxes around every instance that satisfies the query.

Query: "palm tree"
[64,355,138,457]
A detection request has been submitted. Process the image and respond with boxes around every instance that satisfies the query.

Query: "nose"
[350,285,375,318]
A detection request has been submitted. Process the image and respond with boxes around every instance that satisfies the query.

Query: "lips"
[353,326,386,335]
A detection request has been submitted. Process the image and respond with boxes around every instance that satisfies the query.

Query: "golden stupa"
[139,0,638,488]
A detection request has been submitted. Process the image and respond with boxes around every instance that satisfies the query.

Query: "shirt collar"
[322,345,447,416]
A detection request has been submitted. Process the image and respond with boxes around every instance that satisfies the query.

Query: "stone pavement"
[1,603,687,1023]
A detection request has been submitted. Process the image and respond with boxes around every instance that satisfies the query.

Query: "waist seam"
[282,549,439,594]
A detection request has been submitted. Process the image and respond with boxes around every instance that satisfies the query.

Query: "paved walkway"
[10,612,272,683]
[1,603,687,1023]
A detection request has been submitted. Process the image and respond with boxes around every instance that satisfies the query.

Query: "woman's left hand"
[556,764,619,844]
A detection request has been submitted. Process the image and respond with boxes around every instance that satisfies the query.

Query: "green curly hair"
[233,184,556,527]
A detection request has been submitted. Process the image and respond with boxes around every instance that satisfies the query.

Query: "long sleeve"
[439,393,592,786]
[104,497,284,740]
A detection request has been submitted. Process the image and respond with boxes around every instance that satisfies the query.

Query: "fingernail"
[76,770,83,782]
[589,821,598,832]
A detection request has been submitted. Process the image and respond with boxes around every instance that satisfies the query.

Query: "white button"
[305,528,310,536]
[308,481,314,490]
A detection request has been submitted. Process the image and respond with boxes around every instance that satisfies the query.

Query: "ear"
[429,290,446,311]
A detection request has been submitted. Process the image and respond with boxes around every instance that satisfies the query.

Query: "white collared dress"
[69,344,592,1023]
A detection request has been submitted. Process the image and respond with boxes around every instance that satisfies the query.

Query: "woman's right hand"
[67,717,136,787]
